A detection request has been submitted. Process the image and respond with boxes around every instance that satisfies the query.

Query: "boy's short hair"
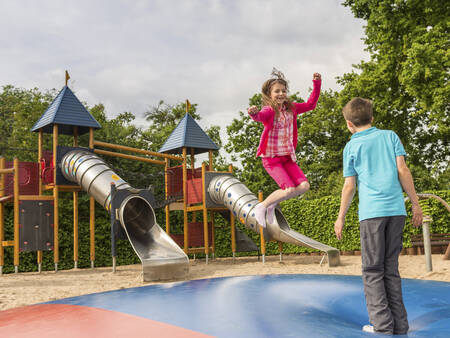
[342,97,373,126]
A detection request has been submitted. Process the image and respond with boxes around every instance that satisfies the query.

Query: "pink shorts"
[261,155,307,190]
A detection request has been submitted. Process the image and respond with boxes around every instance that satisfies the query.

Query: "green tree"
[0,85,57,161]
[341,0,449,186]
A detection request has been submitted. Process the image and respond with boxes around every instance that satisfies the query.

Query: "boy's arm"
[396,156,423,227]
[334,176,356,240]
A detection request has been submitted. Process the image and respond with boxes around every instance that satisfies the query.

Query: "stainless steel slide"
[208,175,340,267]
[61,150,189,281]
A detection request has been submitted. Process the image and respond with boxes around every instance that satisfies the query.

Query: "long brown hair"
[261,69,293,115]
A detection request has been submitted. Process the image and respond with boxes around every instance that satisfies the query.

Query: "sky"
[0,0,369,157]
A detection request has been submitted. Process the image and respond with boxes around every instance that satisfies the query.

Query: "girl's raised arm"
[292,74,321,115]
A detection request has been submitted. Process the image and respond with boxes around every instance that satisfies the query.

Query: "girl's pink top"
[249,79,321,158]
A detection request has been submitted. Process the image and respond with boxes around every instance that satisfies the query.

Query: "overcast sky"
[1,0,368,149]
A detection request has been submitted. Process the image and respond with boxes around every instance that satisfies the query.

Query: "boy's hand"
[334,219,344,240]
[313,73,321,81]
[248,106,259,115]
[411,203,423,227]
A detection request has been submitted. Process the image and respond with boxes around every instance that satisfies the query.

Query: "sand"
[0,254,448,311]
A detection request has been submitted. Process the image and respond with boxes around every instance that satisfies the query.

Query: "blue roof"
[159,113,219,155]
[31,86,101,135]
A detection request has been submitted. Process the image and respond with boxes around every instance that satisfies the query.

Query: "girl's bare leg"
[264,181,310,223]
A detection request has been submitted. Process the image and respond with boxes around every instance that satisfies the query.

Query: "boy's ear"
[346,120,354,129]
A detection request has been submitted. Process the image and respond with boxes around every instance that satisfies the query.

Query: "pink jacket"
[249,79,321,157]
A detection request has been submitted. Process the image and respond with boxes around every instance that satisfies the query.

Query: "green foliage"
[341,0,449,175]
[0,85,57,161]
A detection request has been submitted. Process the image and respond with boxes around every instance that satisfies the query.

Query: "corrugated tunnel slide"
[61,149,189,282]
[207,175,340,267]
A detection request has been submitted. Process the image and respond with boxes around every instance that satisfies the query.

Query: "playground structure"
[1,78,449,281]
[1,78,345,281]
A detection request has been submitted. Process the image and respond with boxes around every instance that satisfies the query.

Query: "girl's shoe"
[267,204,276,224]
[254,203,266,227]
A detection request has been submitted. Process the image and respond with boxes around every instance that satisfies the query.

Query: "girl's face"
[270,82,287,106]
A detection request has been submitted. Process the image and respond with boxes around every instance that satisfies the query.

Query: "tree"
[341,0,449,186]
[0,85,57,161]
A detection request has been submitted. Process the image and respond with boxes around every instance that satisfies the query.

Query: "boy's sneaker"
[266,205,276,224]
[254,203,266,227]
[362,325,374,333]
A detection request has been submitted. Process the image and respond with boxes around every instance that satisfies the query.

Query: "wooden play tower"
[159,112,256,262]
[0,77,259,274]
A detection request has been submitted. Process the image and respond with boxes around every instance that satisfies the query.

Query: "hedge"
[1,190,448,273]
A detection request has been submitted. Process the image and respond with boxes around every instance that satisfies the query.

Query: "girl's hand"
[248,106,259,115]
[313,73,321,80]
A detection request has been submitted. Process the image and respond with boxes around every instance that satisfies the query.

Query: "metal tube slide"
[61,150,188,281]
[208,175,340,267]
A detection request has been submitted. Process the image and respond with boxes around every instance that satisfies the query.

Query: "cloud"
[0,0,368,147]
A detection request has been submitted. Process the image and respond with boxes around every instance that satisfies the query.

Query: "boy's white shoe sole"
[362,325,374,333]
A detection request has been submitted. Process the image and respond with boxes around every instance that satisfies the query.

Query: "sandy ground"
[0,254,448,311]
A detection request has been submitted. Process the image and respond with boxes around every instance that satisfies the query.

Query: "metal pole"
[422,215,433,272]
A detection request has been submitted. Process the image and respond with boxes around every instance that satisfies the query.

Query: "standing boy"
[334,97,423,334]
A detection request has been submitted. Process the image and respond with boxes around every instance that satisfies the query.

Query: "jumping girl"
[248,68,321,227]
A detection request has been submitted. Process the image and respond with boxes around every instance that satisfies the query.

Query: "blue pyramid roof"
[159,113,219,155]
[31,86,101,135]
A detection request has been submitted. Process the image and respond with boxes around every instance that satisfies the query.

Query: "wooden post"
[89,128,95,268]
[0,157,4,273]
[202,163,209,263]
[182,148,188,253]
[165,158,170,234]
[211,211,215,258]
[37,130,43,269]
[73,127,79,268]
[13,158,20,272]
[53,124,59,271]
[278,242,283,262]
[209,150,213,171]
[191,148,196,222]
[258,190,266,263]
[38,130,43,195]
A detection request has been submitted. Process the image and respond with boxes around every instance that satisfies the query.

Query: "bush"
[1,191,448,273]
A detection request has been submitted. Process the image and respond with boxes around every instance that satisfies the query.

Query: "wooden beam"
[202,163,209,257]
[182,148,188,253]
[93,149,166,166]
[0,157,5,267]
[13,158,20,268]
[93,140,183,161]
[53,124,59,266]
[19,196,54,201]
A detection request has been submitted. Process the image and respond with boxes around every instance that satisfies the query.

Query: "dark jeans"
[360,216,409,335]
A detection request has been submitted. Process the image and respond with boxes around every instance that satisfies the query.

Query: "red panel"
[40,150,54,185]
[187,178,203,204]
[4,161,39,196]
[166,166,202,199]
[170,222,213,248]
[0,304,212,338]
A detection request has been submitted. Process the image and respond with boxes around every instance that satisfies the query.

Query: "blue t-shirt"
[343,127,407,221]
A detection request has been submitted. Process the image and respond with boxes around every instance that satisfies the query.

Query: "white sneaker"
[267,205,276,224]
[362,325,374,333]
[254,203,266,227]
